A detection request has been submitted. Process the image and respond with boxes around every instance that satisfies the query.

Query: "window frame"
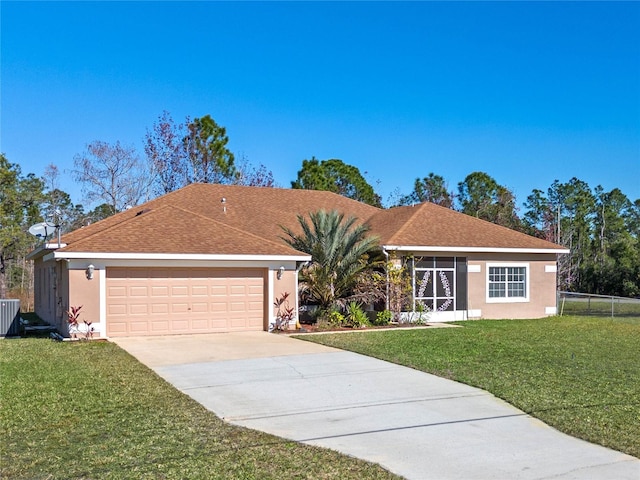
[486,263,530,303]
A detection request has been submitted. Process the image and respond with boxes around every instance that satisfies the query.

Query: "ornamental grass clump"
[345,302,370,328]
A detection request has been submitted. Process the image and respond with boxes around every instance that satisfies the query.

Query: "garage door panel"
[171,303,190,313]
[191,319,209,330]
[230,301,249,311]
[107,267,265,336]
[151,286,169,297]
[130,321,151,332]
[108,304,127,316]
[228,316,248,329]
[108,322,127,334]
[129,286,148,296]
[210,318,228,329]
[151,304,169,314]
[171,286,189,296]
[229,285,247,295]
[130,304,149,315]
[191,302,208,313]
[211,301,228,312]
[248,301,263,311]
[211,285,227,295]
[191,285,208,296]
[150,320,170,333]
[108,286,127,297]
[169,319,189,330]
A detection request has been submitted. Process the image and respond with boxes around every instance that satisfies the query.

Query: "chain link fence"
[558,291,640,318]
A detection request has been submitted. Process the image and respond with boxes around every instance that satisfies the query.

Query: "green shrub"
[345,302,370,328]
[326,310,346,328]
[373,309,393,326]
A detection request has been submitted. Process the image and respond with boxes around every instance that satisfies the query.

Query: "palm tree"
[281,210,380,311]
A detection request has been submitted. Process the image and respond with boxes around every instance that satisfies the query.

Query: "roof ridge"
[385,202,430,245]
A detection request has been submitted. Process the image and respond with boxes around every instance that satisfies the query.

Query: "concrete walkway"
[113,332,640,480]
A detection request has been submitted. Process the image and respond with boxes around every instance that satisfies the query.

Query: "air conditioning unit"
[0,299,20,337]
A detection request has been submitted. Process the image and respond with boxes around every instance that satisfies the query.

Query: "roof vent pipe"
[221,197,226,214]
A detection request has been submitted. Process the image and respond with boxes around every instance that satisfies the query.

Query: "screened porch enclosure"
[409,257,468,319]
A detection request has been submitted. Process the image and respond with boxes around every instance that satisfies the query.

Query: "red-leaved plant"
[67,305,94,340]
[273,292,295,331]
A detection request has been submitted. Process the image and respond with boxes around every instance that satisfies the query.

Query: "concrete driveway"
[113,332,639,480]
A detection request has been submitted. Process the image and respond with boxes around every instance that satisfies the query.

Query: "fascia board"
[382,245,570,254]
[26,243,67,260]
[26,247,46,261]
[53,252,312,262]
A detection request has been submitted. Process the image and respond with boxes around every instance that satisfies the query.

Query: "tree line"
[1,112,638,305]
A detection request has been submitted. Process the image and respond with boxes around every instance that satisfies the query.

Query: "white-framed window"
[486,263,529,303]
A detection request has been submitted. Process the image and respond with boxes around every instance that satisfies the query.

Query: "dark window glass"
[435,257,454,268]
[414,257,434,269]
[456,258,467,310]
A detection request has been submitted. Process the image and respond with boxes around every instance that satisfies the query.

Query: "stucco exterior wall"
[271,268,299,328]
[466,253,558,319]
[33,256,101,337]
[68,267,101,336]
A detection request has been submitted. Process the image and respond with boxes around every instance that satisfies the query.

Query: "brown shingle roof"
[57,184,565,256]
[58,204,304,256]
[368,202,565,251]
[59,184,380,256]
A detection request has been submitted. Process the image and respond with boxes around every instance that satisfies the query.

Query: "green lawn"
[295,316,640,459]
[0,338,399,480]
[559,298,640,317]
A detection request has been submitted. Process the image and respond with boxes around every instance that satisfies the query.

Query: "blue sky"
[2,1,639,210]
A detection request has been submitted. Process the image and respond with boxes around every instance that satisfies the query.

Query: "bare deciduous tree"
[233,154,278,187]
[72,140,150,215]
[144,111,189,195]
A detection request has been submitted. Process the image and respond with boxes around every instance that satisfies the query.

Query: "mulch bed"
[278,322,457,334]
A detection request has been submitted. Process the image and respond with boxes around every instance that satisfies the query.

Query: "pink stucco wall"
[33,257,101,336]
[272,268,298,327]
[68,268,101,335]
[466,253,558,319]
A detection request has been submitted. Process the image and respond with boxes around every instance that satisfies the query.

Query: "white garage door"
[106,267,265,337]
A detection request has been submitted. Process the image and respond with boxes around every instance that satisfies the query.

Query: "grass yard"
[295,316,640,459]
[0,338,399,480]
[559,298,640,317]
